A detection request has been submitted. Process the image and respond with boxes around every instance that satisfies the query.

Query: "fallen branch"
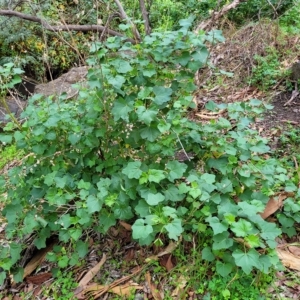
[195,0,243,32]
[99,12,121,42]
[284,90,299,106]
[114,0,141,41]
[0,10,136,44]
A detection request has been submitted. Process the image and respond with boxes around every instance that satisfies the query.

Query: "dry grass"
[194,19,300,107]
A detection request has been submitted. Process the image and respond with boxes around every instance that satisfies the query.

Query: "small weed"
[280,1,300,34]
[248,47,282,90]
[278,125,300,157]
[41,270,77,300]
[191,267,274,300]
[143,238,276,300]
[276,125,300,174]
[273,125,300,238]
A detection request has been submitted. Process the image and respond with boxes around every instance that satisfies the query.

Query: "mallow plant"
[0,17,296,283]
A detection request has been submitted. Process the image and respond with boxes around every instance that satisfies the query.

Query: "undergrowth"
[279,0,300,34]
[248,47,282,91]
[164,236,276,300]
[0,18,299,296]
[277,125,300,160]
[274,125,300,238]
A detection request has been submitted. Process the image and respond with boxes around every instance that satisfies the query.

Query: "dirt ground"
[257,91,300,151]
[266,92,300,126]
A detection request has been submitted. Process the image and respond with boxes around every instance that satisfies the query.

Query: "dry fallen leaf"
[260,193,293,219]
[109,227,119,237]
[74,253,106,295]
[82,282,142,298]
[288,246,300,257]
[33,286,43,297]
[277,248,300,271]
[157,241,179,257]
[171,275,188,298]
[119,221,132,231]
[109,282,143,296]
[159,254,175,272]
[146,240,180,262]
[23,242,55,279]
[26,273,52,285]
[145,272,163,300]
[124,248,135,262]
[119,227,132,242]
[82,267,143,299]
[24,283,34,293]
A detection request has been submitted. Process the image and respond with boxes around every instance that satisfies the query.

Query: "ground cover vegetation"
[0,0,300,299]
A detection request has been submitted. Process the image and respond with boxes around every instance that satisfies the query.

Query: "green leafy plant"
[0,63,24,93]
[113,0,220,32]
[278,125,300,158]
[248,47,282,90]
[228,0,294,24]
[0,62,24,127]
[274,125,300,237]
[195,271,273,300]
[280,1,300,34]
[40,270,77,300]
[0,17,295,284]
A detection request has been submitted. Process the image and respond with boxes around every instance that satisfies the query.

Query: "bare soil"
[266,92,300,126]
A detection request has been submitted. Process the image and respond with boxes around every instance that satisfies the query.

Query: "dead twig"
[114,0,141,41]
[282,120,299,125]
[100,12,121,42]
[195,0,243,32]
[196,109,227,120]
[284,90,299,106]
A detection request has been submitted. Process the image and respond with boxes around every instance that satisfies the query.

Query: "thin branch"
[172,129,191,162]
[113,0,129,20]
[139,0,151,35]
[195,0,242,32]
[0,10,136,44]
[99,12,121,42]
[265,0,278,19]
[114,0,141,41]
